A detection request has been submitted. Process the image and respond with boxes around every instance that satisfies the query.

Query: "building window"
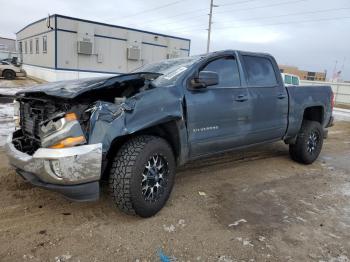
[43,36,47,53]
[19,42,22,53]
[29,39,33,54]
[24,41,28,54]
[35,38,39,54]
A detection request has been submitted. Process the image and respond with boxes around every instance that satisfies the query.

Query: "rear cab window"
[292,76,299,85]
[285,75,292,85]
[242,55,278,86]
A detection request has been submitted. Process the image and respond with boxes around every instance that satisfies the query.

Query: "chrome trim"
[5,133,102,185]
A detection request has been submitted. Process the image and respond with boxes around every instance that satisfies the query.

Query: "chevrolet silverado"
[5,50,334,217]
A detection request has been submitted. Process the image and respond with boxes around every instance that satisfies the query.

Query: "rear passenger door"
[241,54,288,143]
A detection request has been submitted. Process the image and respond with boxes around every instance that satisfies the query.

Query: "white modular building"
[16,14,191,81]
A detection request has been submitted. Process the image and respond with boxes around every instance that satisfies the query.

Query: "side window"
[42,36,47,53]
[285,74,292,84]
[201,57,240,87]
[292,76,299,85]
[29,39,33,54]
[35,38,39,54]
[243,55,278,86]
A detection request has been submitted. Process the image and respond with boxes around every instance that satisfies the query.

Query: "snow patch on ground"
[0,103,14,146]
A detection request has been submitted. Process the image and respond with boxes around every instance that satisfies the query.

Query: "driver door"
[185,56,252,157]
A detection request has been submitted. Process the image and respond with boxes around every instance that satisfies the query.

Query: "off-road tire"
[289,120,323,164]
[3,70,16,80]
[109,135,176,217]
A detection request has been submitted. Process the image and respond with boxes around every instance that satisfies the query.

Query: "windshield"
[133,56,202,86]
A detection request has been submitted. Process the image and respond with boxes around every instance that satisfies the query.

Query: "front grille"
[20,101,46,140]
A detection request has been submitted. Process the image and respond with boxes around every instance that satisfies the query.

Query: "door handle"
[235,94,248,102]
[277,93,287,99]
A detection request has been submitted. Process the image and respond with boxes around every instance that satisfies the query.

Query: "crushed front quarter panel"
[88,85,185,153]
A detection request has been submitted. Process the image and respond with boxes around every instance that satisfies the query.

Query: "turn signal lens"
[65,112,77,121]
[49,136,86,149]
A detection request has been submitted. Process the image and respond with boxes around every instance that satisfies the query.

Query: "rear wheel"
[3,70,16,80]
[109,135,175,217]
[289,120,323,164]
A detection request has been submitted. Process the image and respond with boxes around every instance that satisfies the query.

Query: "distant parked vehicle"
[281,73,300,86]
[1,57,19,66]
[0,60,26,80]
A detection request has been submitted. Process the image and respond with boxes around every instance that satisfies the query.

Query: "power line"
[214,15,350,30]
[172,15,350,33]
[104,0,188,22]
[215,0,308,15]
[217,6,350,23]
[135,0,310,29]
[167,6,350,32]
[218,0,260,7]
[128,0,299,27]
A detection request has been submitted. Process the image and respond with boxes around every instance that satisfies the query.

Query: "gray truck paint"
[6,50,333,200]
[16,50,333,161]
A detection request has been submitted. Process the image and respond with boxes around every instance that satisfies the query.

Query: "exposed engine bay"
[13,73,161,155]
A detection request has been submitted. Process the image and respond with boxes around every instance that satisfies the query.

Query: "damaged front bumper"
[5,133,102,201]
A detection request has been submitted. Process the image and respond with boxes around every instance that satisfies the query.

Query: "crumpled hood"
[15,72,158,99]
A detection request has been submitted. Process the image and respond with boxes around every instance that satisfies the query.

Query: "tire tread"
[289,120,323,164]
[108,135,173,216]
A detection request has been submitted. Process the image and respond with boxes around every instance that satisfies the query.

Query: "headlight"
[40,112,78,137]
[40,112,87,149]
[13,100,20,128]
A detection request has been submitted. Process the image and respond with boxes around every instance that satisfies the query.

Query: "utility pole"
[206,0,216,53]
[332,60,338,82]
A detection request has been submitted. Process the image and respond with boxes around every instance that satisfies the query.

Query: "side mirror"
[192,71,219,88]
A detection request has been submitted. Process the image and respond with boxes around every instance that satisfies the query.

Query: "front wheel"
[289,120,324,164]
[109,135,176,217]
[3,70,16,80]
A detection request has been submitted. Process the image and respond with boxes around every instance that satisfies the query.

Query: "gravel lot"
[0,79,350,261]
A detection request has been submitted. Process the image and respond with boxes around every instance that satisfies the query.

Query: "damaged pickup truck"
[5,50,334,217]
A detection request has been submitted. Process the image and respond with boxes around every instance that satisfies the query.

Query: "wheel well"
[2,69,15,77]
[102,121,181,180]
[303,106,324,124]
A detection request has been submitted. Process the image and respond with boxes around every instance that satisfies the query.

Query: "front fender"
[88,86,184,154]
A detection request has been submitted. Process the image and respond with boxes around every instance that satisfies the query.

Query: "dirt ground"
[0,120,349,261]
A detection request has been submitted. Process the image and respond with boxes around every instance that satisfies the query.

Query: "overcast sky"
[1,0,349,80]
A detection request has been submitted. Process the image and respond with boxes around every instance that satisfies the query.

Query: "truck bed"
[285,85,333,139]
